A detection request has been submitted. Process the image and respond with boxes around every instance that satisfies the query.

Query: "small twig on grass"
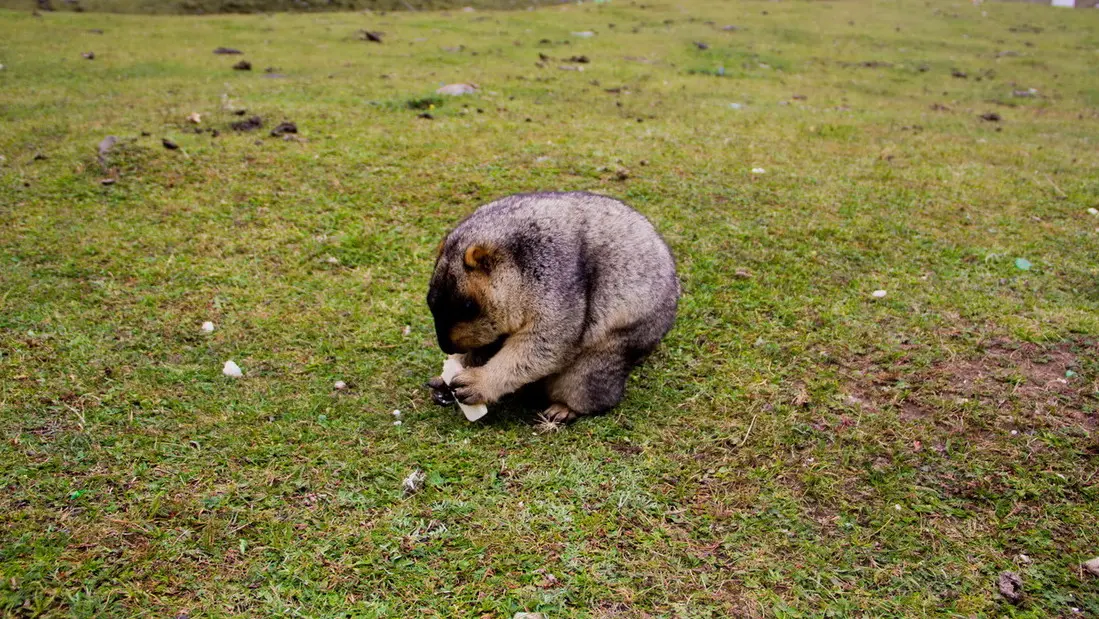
[62,403,86,431]
[1037,172,1067,197]
[739,414,758,447]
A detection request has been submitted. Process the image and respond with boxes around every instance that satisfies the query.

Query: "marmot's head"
[427,240,524,354]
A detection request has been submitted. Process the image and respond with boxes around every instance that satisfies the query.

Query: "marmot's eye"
[463,300,477,313]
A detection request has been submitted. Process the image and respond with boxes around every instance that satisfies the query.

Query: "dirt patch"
[844,338,1096,431]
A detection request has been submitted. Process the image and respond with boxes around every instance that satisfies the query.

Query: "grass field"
[2,0,1099,616]
[0,0,550,16]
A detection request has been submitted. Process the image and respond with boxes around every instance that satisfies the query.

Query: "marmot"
[426,191,679,423]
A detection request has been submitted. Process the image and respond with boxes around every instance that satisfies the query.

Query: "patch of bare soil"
[846,338,1097,432]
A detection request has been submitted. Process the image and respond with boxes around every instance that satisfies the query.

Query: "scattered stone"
[402,469,425,494]
[871,289,887,298]
[734,269,752,279]
[417,112,434,119]
[951,69,967,78]
[162,138,179,150]
[402,325,412,336]
[324,256,339,265]
[82,52,95,60]
[201,321,214,333]
[571,31,595,38]
[187,112,202,124]
[436,83,477,95]
[1012,88,1038,97]
[32,153,47,161]
[751,167,766,174]
[930,103,951,111]
[558,65,584,72]
[1014,257,1032,271]
[100,178,116,186]
[269,121,297,137]
[694,41,709,50]
[89,28,104,34]
[566,55,590,63]
[232,60,252,71]
[359,30,384,43]
[1087,208,1098,216]
[513,614,546,619]
[213,47,243,55]
[222,360,243,378]
[721,24,739,31]
[231,116,263,132]
[392,409,401,417]
[980,112,1001,122]
[998,571,1023,605]
[334,380,347,390]
[613,167,630,181]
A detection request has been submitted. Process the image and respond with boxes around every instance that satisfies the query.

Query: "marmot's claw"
[426,377,456,406]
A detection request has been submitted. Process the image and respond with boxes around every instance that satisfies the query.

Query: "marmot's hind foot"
[534,403,578,432]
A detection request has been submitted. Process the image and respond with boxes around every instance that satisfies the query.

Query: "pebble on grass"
[872,290,887,298]
[222,360,243,378]
[1084,557,1099,577]
[201,321,214,333]
[334,380,347,390]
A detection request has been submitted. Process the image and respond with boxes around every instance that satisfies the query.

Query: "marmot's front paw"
[449,367,493,405]
[426,376,455,406]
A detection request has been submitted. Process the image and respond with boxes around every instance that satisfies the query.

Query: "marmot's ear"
[463,244,496,272]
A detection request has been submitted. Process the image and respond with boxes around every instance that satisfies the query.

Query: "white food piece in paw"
[441,355,489,421]
[222,360,243,378]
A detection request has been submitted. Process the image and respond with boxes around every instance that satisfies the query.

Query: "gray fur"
[427,191,679,421]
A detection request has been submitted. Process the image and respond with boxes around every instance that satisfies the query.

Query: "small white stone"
[871,290,887,298]
[324,256,339,265]
[402,325,411,336]
[436,83,477,96]
[392,409,401,416]
[393,420,402,426]
[1011,430,1018,435]
[334,380,347,390]
[751,167,766,174]
[186,112,202,124]
[1084,557,1099,576]
[222,360,243,378]
[1088,208,1099,216]
[201,321,215,333]
[894,504,902,511]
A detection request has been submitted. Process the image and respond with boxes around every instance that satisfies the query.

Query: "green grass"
[2,0,1099,616]
[0,0,550,15]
